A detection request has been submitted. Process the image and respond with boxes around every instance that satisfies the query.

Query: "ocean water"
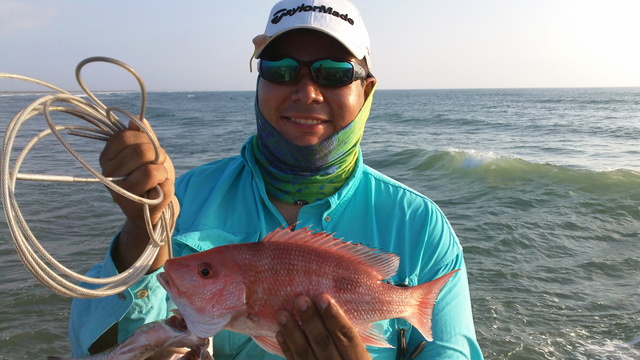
[0,87,638,359]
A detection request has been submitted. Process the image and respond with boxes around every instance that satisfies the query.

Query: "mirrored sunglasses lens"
[310,60,354,86]
[261,58,299,83]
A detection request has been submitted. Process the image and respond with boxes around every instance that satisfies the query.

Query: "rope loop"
[0,57,175,298]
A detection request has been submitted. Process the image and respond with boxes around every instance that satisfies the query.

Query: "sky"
[1,0,639,92]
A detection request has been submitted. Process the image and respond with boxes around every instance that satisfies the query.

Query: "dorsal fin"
[261,226,399,280]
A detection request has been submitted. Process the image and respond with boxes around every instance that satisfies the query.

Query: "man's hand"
[276,294,372,360]
[99,119,177,272]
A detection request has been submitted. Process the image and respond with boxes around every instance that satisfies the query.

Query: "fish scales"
[236,239,398,322]
[158,226,459,356]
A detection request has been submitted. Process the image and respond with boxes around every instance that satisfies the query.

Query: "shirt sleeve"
[412,254,484,359]
[68,236,173,356]
[392,189,483,359]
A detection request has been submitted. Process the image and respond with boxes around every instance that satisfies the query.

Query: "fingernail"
[317,296,329,310]
[296,298,308,311]
[277,313,288,325]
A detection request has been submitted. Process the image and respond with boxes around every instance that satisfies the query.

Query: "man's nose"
[290,67,323,104]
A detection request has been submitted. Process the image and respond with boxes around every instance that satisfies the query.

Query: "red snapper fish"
[157,227,458,356]
[47,312,212,360]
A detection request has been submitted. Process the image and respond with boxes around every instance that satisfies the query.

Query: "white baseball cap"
[252,0,371,69]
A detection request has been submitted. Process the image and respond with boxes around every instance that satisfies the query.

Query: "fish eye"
[197,263,214,279]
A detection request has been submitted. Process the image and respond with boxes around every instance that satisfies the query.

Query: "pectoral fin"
[252,336,284,357]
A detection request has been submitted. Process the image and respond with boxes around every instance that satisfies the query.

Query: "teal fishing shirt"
[69,137,484,360]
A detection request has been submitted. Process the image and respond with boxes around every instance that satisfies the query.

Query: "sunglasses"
[258,56,369,87]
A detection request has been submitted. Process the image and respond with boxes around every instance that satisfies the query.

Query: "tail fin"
[402,269,460,341]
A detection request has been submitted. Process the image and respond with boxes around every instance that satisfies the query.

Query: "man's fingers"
[276,309,318,360]
[126,117,155,133]
[316,294,370,360]
[294,296,343,358]
[102,142,160,176]
[276,295,371,360]
[127,118,142,132]
[276,330,294,359]
[276,296,345,360]
[118,163,170,198]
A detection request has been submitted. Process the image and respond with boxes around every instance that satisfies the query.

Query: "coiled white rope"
[1,57,176,298]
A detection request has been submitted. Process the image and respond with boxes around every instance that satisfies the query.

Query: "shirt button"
[136,289,149,299]
[324,216,331,222]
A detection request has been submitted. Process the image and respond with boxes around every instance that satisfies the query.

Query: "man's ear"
[363,76,377,100]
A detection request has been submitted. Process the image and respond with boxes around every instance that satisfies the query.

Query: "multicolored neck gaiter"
[252,86,376,205]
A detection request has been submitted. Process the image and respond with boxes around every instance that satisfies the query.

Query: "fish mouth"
[157,272,216,338]
[158,271,192,303]
[157,272,175,296]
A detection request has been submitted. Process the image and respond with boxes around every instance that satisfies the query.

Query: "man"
[70,0,483,359]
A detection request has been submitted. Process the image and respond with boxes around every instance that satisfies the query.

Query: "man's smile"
[288,117,325,125]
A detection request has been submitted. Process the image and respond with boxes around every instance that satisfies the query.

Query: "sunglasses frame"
[258,55,369,87]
